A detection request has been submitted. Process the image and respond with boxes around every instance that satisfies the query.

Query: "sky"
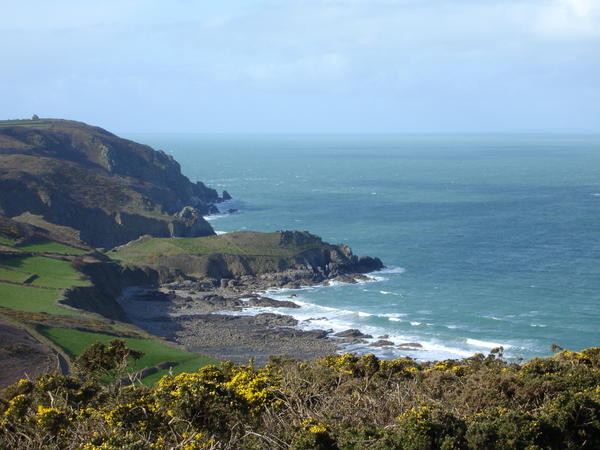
[1,0,599,133]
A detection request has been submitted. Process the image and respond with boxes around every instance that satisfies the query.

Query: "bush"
[1,347,600,448]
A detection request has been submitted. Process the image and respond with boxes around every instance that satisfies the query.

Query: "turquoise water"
[130,134,600,361]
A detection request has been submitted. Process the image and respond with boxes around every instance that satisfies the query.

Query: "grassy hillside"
[38,327,217,384]
[0,254,90,316]
[0,255,89,288]
[0,119,51,128]
[0,229,216,386]
[109,231,329,264]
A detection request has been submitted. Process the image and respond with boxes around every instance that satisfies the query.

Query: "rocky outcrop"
[0,215,91,251]
[0,119,227,248]
[116,231,384,288]
[334,329,373,339]
[129,247,383,289]
[59,258,164,321]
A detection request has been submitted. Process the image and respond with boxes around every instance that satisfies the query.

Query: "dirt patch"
[0,320,58,389]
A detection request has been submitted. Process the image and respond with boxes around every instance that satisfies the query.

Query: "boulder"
[334,329,373,339]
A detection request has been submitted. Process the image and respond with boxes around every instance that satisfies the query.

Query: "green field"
[0,236,17,246]
[0,119,51,128]
[0,267,32,283]
[0,255,88,289]
[16,239,87,255]
[0,254,89,316]
[39,327,218,383]
[0,283,80,316]
[110,231,328,264]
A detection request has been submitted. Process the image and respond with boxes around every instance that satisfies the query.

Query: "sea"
[128,133,600,362]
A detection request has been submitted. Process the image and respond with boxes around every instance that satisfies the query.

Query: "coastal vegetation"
[0,219,216,387]
[37,328,216,385]
[1,344,599,449]
[0,119,51,128]
[109,231,330,264]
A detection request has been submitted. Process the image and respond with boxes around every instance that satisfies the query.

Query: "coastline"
[116,269,424,365]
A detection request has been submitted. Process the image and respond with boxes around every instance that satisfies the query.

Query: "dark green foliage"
[75,339,143,379]
[1,347,600,448]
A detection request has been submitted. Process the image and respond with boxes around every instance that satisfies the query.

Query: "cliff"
[0,119,227,248]
[109,230,384,287]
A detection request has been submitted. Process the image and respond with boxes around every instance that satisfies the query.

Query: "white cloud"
[530,0,600,39]
[241,53,348,85]
[1,0,598,131]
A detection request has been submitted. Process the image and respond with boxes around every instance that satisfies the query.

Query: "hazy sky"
[2,0,599,133]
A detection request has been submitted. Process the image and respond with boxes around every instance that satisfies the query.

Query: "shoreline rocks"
[116,268,422,365]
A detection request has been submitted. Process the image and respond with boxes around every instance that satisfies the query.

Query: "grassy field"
[0,119,51,128]
[0,255,88,316]
[16,239,87,255]
[0,267,32,283]
[110,231,328,264]
[0,236,17,246]
[0,283,81,316]
[39,327,218,383]
[0,256,88,289]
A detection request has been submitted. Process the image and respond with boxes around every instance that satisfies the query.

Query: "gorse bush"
[1,342,600,449]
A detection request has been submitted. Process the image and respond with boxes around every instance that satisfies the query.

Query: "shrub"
[1,344,599,448]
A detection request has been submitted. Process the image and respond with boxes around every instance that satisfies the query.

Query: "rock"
[334,329,373,339]
[334,274,358,284]
[399,342,422,348]
[222,190,232,201]
[244,296,300,309]
[378,334,390,339]
[176,206,200,221]
[369,340,395,347]
[156,361,177,370]
[253,313,298,327]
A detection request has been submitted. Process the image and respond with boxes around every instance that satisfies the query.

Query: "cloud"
[242,53,348,84]
[532,0,600,39]
[1,0,598,131]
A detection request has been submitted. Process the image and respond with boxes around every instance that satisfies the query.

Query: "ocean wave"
[246,272,521,361]
[420,342,474,358]
[375,266,406,275]
[205,214,228,222]
[466,338,511,349]
[361,266,406,283]
[481,315,503,321]
[222,298,497,361]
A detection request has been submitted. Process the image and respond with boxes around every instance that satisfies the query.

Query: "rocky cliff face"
[0,119,226,248]
[112,231,384,288]
[60,257,168,321]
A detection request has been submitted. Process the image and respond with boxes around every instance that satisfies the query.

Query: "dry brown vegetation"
[1,344,599,449]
